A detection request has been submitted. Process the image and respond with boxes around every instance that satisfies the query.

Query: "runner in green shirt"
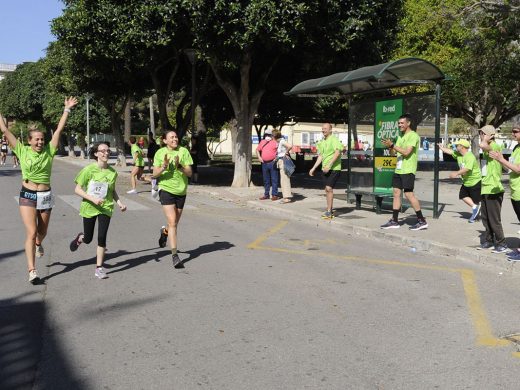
[69,143,127,279]
[127,136,145,194]
[0,97,78,284]
[309,123,344,219]
[438,139,482,222]
[152,130,193,268]
[476,125,507,253]
[381,114,428,231]
[489,122,520,259]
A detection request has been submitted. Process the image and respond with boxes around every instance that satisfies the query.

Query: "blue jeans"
[262,160,279,197]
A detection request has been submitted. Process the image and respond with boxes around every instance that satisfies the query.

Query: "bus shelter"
[285,58,447,218]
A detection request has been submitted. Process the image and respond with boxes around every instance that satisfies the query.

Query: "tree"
[394,0,520,129]
[0,62,47,128]
[185,0,401,187]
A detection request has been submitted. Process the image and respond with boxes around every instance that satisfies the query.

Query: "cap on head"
[454,139,470,149]
[264,128,272,135]
[479,125,496,136]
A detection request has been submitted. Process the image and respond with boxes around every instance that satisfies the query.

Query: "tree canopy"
[394,0,520,128]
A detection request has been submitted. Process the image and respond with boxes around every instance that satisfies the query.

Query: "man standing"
[380,114,427,230]
[256,128,280,200]
[437,139,481,222]
[309,123,343,219]
[477,125,507,253]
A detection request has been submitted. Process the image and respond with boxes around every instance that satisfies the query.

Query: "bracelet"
[64,108,71,113]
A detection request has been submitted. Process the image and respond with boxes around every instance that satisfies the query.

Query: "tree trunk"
[111,103,126,167]
[195,105,210,165]
[229,118,238,163]
[124,99,131,142]
[232,110,253,187]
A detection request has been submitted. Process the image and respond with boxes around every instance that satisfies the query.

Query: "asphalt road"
[1,160,520,390]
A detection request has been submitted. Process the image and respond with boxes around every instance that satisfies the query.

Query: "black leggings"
[83,214,111,248]
[512,199,520,222]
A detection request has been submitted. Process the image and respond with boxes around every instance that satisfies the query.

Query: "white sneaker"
[95,267,108,279]
[126,189,137,194]
[29,270,40,284]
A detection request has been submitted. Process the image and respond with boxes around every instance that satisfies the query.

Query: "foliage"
[0,62,46,123]
[394,0,520,127]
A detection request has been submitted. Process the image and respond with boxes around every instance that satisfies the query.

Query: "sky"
[0,0,65,64]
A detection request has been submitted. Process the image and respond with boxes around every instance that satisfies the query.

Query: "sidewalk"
[56,155,520,274]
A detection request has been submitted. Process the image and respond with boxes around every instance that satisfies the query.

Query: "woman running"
[69,143,127,279]
[153,130,193,268]
[127,136,144,194]
[1,135,8,165]
[0,97,78,284]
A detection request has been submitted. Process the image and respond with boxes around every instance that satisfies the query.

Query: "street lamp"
[184,49,197,137]
[85,93,93,160]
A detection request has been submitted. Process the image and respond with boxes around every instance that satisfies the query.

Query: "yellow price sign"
[375,156,396,170]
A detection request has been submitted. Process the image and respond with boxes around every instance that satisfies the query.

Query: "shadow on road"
[44,247,162,280]
[0,294,85,389]
[181,241,235,264]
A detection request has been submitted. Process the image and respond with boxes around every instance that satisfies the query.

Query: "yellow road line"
[247,220,288,249]
[248,221,512,351]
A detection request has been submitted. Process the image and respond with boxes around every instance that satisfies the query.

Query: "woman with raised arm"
[0,96,78,284]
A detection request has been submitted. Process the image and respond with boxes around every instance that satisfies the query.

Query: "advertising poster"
[374,98,402,192]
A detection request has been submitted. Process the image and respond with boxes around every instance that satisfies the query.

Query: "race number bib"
[36,191,55,210]
[480,159,487,176]
[87,181,109,199]
[396,155,403,170]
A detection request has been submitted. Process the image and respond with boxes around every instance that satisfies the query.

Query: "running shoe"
[507,252,520,261]
[29,270,40,284]
[491,245,508,254]
[321,210,333,219]
[409,220,428,231]
[468,204,481,223]
[172,254,184,268]
[35,244,44,257]
[380,219,400,229]
[158,226,168,248]
[477,241,494,250]
[70,232,84,252]
[126,189,137,194]
[95,267,108,279]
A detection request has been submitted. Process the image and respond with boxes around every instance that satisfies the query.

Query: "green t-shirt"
[316,135,343,171]
[509,146,520,201]
[454,151,481,187]
[394,130,420,175]
[153,146,193,196]
[481,142,504,195]
[75,163,118,217]
[131,144,144,167]
[14,143,57,184]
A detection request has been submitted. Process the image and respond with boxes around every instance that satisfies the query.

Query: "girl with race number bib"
[0,97,78,284]
[152,130,193,268]
[69,143,127,279]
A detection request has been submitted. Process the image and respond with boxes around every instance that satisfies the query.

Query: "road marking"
[248,220,512,351]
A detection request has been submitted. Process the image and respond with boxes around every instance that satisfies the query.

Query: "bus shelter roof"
[285,57,446,97]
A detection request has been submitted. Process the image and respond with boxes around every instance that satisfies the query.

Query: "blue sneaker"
[469,204,481,223]
[380,219,400,229]
[492,245,508,254]
[477,241,494,250]
[507,252,520,261]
